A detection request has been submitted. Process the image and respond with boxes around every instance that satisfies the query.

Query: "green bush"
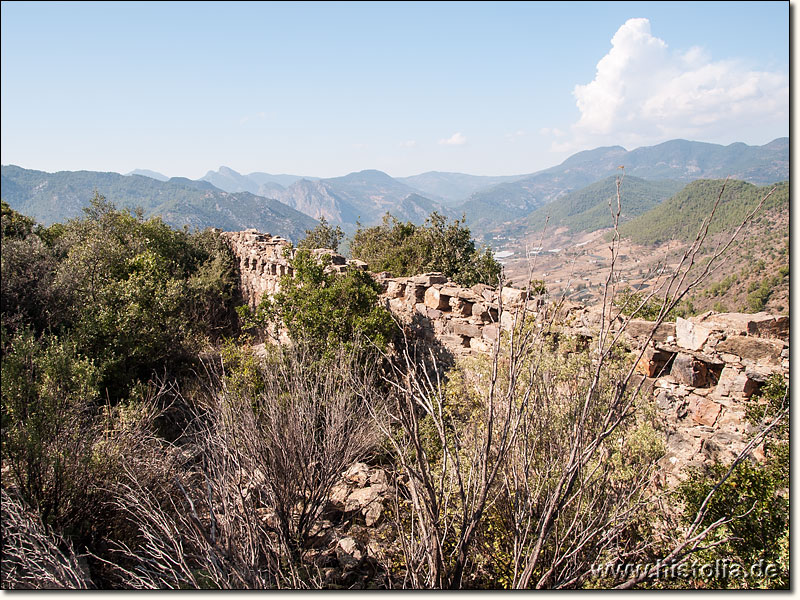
[297,216,344,252]
[1,328,100,528]
[350,212,502,286]
[251,248,397,359]
[613,287,676,321]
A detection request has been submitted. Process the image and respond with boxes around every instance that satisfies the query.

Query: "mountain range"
[2,137,788,244]
[0,166,317,241]
[453,137,789,232]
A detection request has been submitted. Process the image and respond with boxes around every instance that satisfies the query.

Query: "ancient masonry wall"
[222,229,789,483]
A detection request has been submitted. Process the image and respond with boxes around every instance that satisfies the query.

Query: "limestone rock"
[501,286,528,306]
[411,272,447,286]
[470,283,496,303]
[482,323,500,341]
[424,286,450,310]
[670,354,709,387]
[470,337,492,353]
[364,502,383,527]
[405,283,426,303]
[449,296,473,317]
[328,482,351,511]
[385,280,406,298]
[624,319,676,344]
[675,317,713,351]
[635,346,675,377]
[336,537,365,570]
[715,336,784,366]
[439,334,469,348]
[716,367,762,398]
[439,285,461,298]
[448,321,482,339]
[689,395,722,427]
[344,484,388,514]
[698,312,788,341]
[368,469,388,486]
[343,462,370,487]
[500,311,516,331]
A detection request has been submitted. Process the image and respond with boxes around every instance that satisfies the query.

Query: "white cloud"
[539,127,564,137]
[439,132,467,146]
[557,18,788,152]
[400,140,417,148]
[505,129,527,141]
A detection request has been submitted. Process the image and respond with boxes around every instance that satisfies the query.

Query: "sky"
[0,1,789,179]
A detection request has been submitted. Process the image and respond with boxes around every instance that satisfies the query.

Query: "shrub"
[1,329,100,528]
[297,216,344,252]
[252,248,396,358]
[350,212,502,286]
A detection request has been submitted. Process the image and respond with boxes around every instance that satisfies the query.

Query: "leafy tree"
[350,211,502,286]
[297,216,344,252]
[252,248,396,358]
[2,194,240,397]
[1,200,35,240]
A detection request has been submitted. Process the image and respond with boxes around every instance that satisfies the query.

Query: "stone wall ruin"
[222,229,789,484]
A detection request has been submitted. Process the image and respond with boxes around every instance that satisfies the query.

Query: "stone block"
[625,319,676,344]
[405,283,426,303]
[454,288,482,302]
[343,462,370,486]
[347,259,368,271]
[715,336,783,366]
[448,321,482,339]
[472,302,489,320]
[439,334,470,348]
[424,286,450,310]
[449,296,473,317]
[439,285,461,298]
[670,353,709,387]
[482,323,500,341]
[471,283,495,299]
[703,312,789,341]
[500,311,516,331]
[469,337,492,353]
[336,537,365,569]
[388,297,406,314]
[689,396,722,427]
[411,272,447,286]
[716,366,761,398]
[501,286,528,306]
[635,346,675,377]
[385,280,406,298]
[675,317,713,351]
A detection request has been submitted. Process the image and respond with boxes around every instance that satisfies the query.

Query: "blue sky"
[0,1,789,179]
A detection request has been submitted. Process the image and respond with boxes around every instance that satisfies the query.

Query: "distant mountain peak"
[126,169,168,181]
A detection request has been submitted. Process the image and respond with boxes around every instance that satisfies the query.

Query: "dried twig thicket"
[368,176,781,589]
[98,343,381,589]
[1,489,92,589]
